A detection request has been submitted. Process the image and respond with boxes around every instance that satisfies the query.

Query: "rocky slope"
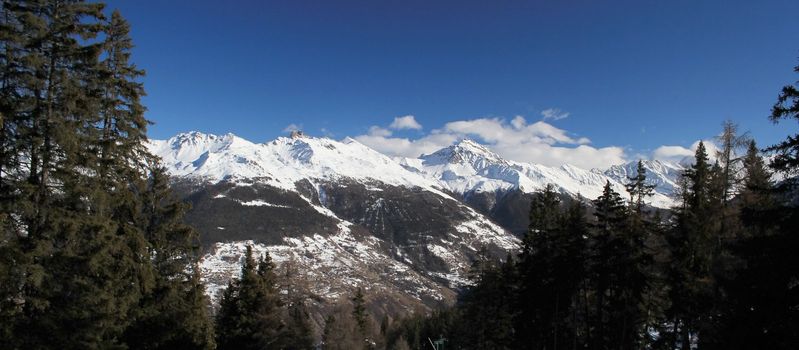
[149,132,518,315]
[147,131,682,314]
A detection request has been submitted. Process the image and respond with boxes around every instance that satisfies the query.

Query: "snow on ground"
[199,187,464,305]
[237,199,293,208]
[200,229,451,305]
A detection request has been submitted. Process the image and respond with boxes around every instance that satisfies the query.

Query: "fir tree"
[515,185,589,349]
[352,287,368,337]
[0,2,213,349]
[768,62,799,176]
[626,160,656,213]
[460,256,517,350]
[738,140,774,230]
[588,181,637,349]
[122,165,215,350]
[216,245,285,350]
[664,141,722,349]
[0,2,147,347]
[515,184,562,348]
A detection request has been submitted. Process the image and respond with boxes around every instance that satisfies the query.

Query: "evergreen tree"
[768,62,799,175]
[0,2,149,347]
[625,160,656,213]
[716,61,799,348]
[663,141,722,349]
[122,165,215,350]
[352,287,368,338]
[515,185,588,349]
[350,287,379,349]
[216,246,285,350]
[0,2,213,349]
[460,256,517,350]
[515,184,561,348]
[738,141,774,230]
[711,139,789,349]
[589,181,642,349]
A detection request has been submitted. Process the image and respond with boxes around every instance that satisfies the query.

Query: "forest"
[1,1,798,349]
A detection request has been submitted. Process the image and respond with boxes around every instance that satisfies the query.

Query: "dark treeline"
[384,66,799,349]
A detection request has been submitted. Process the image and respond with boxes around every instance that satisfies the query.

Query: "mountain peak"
[454,138,494,154]
[422,139,502,166]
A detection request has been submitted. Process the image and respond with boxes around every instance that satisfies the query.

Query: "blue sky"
[106,0,798,167]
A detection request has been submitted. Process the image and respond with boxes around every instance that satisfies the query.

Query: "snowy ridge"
[603,160,684,197]
[149,132,679,208]
[399,139,677,207]
[148,132,448,197]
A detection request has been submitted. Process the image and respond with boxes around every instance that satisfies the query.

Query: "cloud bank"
[355,114,627,169]
[652,140,719,163]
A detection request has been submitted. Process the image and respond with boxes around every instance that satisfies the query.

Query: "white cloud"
[652,140,719,163]
[282,123,302,132]
[354,115,626,169]
[354,133,458,159]
[351,114,727,171]
[652,145,694,161]
[367,126,393,137]
[541,108,570,121]
[389,115,423,130]
[511,115,526,129]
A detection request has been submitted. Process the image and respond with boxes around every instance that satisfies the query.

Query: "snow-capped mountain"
[148,132,518,315]
[147,131,683,315]
[603,159,685,198]
[148,131,445,194]
[398,139,675,207]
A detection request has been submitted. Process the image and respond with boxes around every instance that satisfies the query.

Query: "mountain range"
[147,131,684,317]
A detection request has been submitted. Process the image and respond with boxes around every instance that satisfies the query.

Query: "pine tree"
[626,160,656,213]
[122,164,215,350]
[738,141,774,230]
[768,62,799,176]
[515,184,562,348]
[514,185,590,349]
[715,61,799,348]
[622,166,664,348]
[460,256,517,350]
[352,287,368,337]
[216,245,285,350]
[663,141,722,349]
[588,181,636,349]
[351,287,379,349]
[0,3,214,349]
[0,2,152,347]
